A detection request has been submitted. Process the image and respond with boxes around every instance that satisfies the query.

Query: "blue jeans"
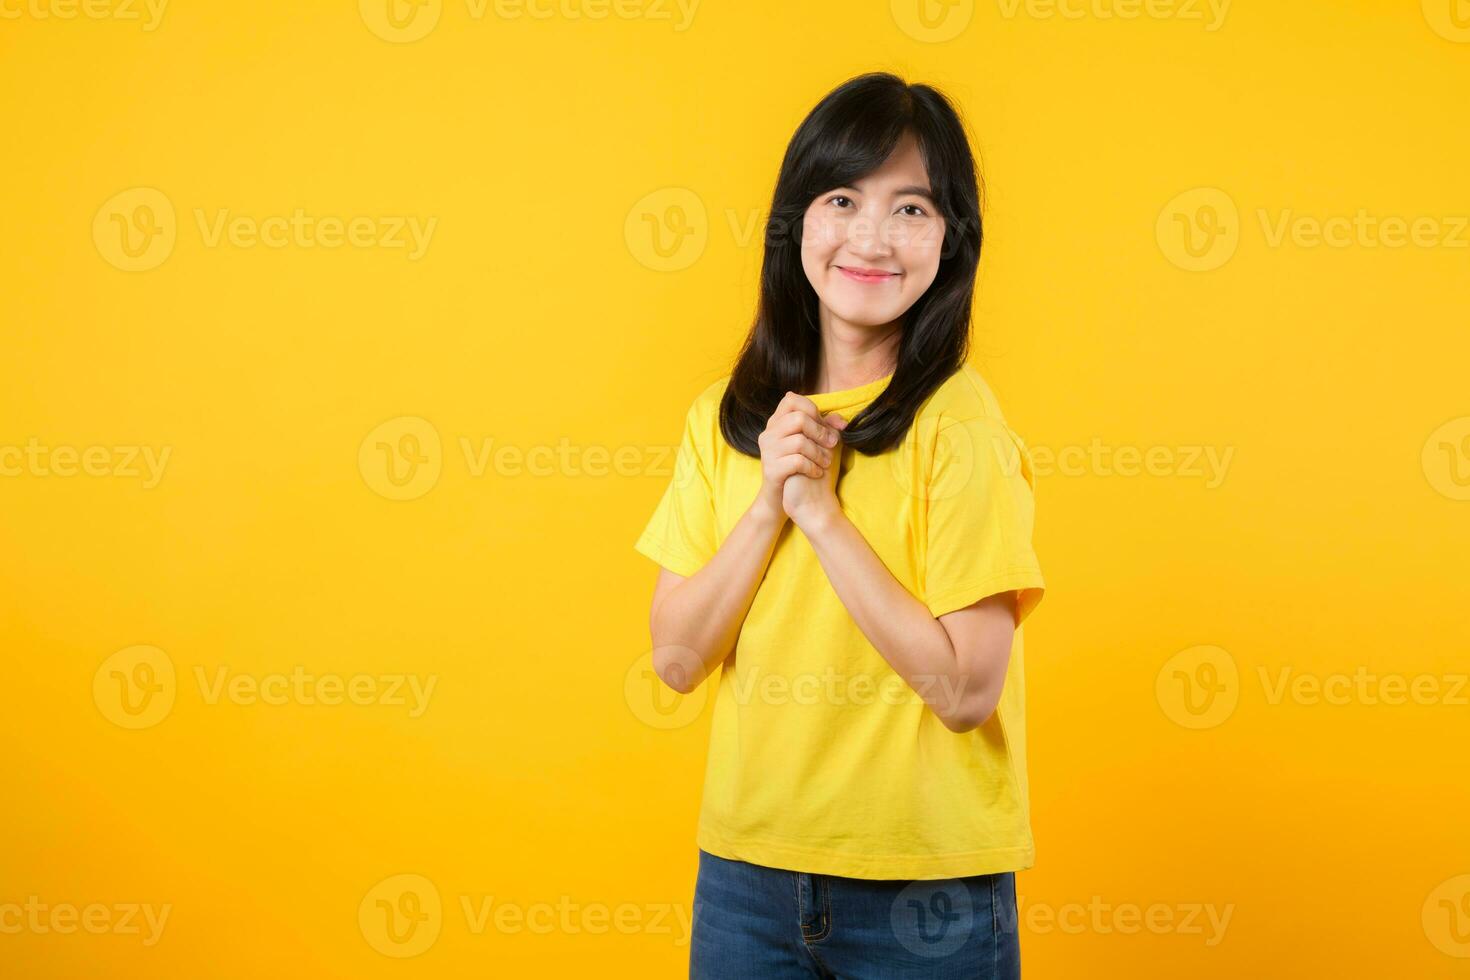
[689,849,1021,979]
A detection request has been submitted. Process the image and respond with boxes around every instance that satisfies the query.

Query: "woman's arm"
[799,506,1017,732]
[646,499,784,694]
[646,393,846,694]
[785,478,1017,733]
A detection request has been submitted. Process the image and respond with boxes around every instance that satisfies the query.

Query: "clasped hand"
[754,391,848,530]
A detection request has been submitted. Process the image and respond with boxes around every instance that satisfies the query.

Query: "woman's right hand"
[752,391,845,524]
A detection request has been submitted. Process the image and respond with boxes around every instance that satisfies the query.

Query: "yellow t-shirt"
[633,362,1045,880]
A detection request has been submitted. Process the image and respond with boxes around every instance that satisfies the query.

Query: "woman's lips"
[837,266,900,283]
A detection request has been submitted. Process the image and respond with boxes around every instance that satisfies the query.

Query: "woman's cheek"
[805,215,840,251]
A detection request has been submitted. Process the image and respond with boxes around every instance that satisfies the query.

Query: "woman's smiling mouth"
[836,265,901,283]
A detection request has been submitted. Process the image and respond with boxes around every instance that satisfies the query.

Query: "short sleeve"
[922,414,1046,623]
[633,398,719,578]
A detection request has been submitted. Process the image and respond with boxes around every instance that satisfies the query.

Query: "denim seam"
[791,869,802,937]
[805,875,832,944]
[790,872,831,975]
[991,873,1000,977]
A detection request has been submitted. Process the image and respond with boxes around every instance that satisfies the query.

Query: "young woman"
[634,72,1045,979]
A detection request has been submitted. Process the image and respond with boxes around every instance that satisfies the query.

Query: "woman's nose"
[845,212,896,255]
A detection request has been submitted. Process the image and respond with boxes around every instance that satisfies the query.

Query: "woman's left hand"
[783,412,848,528]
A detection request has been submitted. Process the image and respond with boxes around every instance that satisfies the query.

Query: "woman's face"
[800,131,946,331]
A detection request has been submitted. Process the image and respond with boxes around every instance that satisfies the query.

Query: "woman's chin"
[821,301,902,329]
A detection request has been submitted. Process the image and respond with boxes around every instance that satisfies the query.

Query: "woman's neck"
[811,310,901,394]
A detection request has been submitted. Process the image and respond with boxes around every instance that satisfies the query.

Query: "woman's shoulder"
[680,375,731,430]
[668,375,732,456]
[916,363,1038,489]
[692,374,731,411]
[916,362,1013,431]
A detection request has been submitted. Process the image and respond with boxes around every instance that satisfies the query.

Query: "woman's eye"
[829,195,853,208]
[898,204,926,217]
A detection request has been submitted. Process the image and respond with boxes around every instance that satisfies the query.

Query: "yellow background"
[3,0,1469,976]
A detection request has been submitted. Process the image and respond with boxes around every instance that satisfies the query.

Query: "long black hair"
[718,72,984,458]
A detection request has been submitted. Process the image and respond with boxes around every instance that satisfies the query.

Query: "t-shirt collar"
[807,371,895,415]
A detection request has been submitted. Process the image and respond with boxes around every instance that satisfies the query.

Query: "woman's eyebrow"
[893,184,936,202]
[836,183,936,203]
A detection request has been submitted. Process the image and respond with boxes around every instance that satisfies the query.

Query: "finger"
[779,433,831,467]
[824,412,849,431]
[776,410,840,447]
[775,391,823,423]
[776,454,824,480]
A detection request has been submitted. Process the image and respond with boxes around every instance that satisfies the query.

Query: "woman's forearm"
[796,507,992,729]
[649,499,786,692]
